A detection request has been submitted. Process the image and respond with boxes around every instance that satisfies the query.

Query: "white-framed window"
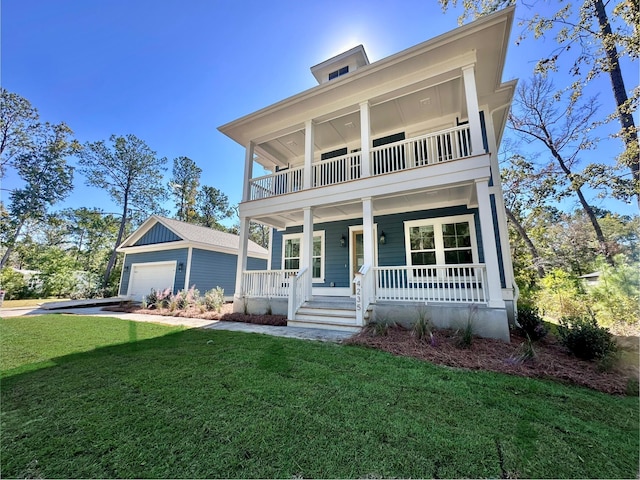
[282,231,325,282]
[404,215,478,272]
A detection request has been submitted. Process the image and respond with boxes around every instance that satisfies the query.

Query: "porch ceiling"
[252,182,477,229]
[255,78,464,168]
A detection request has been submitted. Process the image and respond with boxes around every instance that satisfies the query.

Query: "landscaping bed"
[105,302,638,396]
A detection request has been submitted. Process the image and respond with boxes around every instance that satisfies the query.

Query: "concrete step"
[287,319,361,333]
[296,307,357,319]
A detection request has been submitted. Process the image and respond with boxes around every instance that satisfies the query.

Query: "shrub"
[145,289,158,309]
[367,313,396,336]
[588,256,639,327]
[538,269,589,320]
[204,287,225,312]
[516,304,548,340]
[0,267,28,300]
[412,307,432,342]
[557,314,617,361]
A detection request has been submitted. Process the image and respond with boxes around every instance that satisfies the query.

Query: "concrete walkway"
[0,305,355,343]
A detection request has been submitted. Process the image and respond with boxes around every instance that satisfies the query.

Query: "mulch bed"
[105,302,636,396]
[346,326,637,396]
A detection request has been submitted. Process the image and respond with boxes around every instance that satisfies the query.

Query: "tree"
[0,88,39,178]
[439,0,639,205]
[195,185,234,229]
[78,134,168,286]
[508,76,615,264]
[170,156,201,222]
[0,122,78,269]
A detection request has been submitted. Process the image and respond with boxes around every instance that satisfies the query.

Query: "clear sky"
[1,0,637,223]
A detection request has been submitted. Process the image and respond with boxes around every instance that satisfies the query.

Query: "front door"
[350,230,364,294]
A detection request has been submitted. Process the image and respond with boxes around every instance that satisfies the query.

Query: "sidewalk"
[0,305,355,343]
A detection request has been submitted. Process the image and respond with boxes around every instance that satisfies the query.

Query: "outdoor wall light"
[124,265,130,273]
[178,262,184,272]
[379,231,386,245]
[340,234,346,247]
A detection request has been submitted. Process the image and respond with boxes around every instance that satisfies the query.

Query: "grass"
[1,315,638,479]
[1,298,70,308]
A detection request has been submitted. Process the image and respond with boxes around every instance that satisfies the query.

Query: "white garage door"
[127,262,176,301]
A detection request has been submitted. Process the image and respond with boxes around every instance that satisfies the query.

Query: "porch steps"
[288,296,362,333]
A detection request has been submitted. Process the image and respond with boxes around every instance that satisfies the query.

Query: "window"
[282,231,325,282]
[405,215,477,274]
[328,66,349,80]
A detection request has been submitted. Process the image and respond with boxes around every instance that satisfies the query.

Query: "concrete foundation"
[233,296,288,316]
[372,302,511,342]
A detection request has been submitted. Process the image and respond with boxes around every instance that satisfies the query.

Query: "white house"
[218,7,518,341]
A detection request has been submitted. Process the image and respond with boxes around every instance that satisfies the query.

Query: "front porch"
[235,263,511,341]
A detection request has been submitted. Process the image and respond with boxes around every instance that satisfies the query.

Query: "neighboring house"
[218,8,517,341]
[117,215,268,301]
[579,272,601,288]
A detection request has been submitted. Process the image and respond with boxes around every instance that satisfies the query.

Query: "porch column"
[360,101,371,177]
[462,65,485,156]
[475,179,505,308]
[304,120,315,189]
[301,206,314,299]
[234,216,250,298]
[242,142,255,202]
[362,197,375,304]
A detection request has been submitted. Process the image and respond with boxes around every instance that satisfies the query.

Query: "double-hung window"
[282,231,325,282]
[404,215,478,277]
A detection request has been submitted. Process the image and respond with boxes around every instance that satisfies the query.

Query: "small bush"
[412,307,432,342]
[204,287,225,312]
[368,313,396,336]
[145,289,158,309]
[516,304,548,340]
[557,314,617,361]
[457,319,474,349]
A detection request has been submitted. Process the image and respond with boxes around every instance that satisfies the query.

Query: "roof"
[117,215,269,259]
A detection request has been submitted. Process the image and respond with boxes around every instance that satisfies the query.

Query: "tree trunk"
[505,207,546,278]
[592,0,639,208]
[103,191,129,287]
[0,218,25,270]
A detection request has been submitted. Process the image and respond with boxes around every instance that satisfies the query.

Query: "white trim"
[281,230,325,283]
[403,214,479,270]
[118,239,268,260]
[313,287,351,296]
[183,247,193,290]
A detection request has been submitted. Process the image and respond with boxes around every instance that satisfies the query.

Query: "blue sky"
[2,0,637,223]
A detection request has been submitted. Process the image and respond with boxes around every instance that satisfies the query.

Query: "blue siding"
[271,206,488,289]
[490,194,507,288]
[188,249,267,296]
[119,248,188,295]
[135,223,181,246]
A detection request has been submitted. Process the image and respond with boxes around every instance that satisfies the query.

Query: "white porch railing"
[313,151,362,187]
[374,264,488,303]
[246,125,472,200]
[242,269,298,297]
[288,267,310,320]
[371,125,471,175]
[249,166,304,200]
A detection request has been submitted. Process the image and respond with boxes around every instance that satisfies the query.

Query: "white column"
[475,179,505,308]
[242,142,255,202]
[462,65,485,156]
[359,101,371,177]
[302,206,314,299]
[234,216,250,298]
[362,197,375,306]
[304,120,315,189]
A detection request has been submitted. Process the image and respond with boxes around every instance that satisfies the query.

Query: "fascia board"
[117,215,162,249]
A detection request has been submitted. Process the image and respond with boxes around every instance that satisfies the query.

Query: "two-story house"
[219,7,517,341]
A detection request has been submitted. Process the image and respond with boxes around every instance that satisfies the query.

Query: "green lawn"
[1,298,70,308]
[1,315,638,478]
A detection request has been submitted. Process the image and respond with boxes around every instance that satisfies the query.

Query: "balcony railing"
[247,125,472,201]
[374,264,488,304]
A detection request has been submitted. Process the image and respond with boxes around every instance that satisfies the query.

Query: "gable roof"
[117,215,269,259]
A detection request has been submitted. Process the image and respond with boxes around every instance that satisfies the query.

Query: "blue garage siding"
[119,248,188,295]
[188,249,267,296]
[271,206,491,288]
[135,223,181,246]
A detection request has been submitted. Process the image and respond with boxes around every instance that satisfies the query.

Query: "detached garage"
[117,215,268,301]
